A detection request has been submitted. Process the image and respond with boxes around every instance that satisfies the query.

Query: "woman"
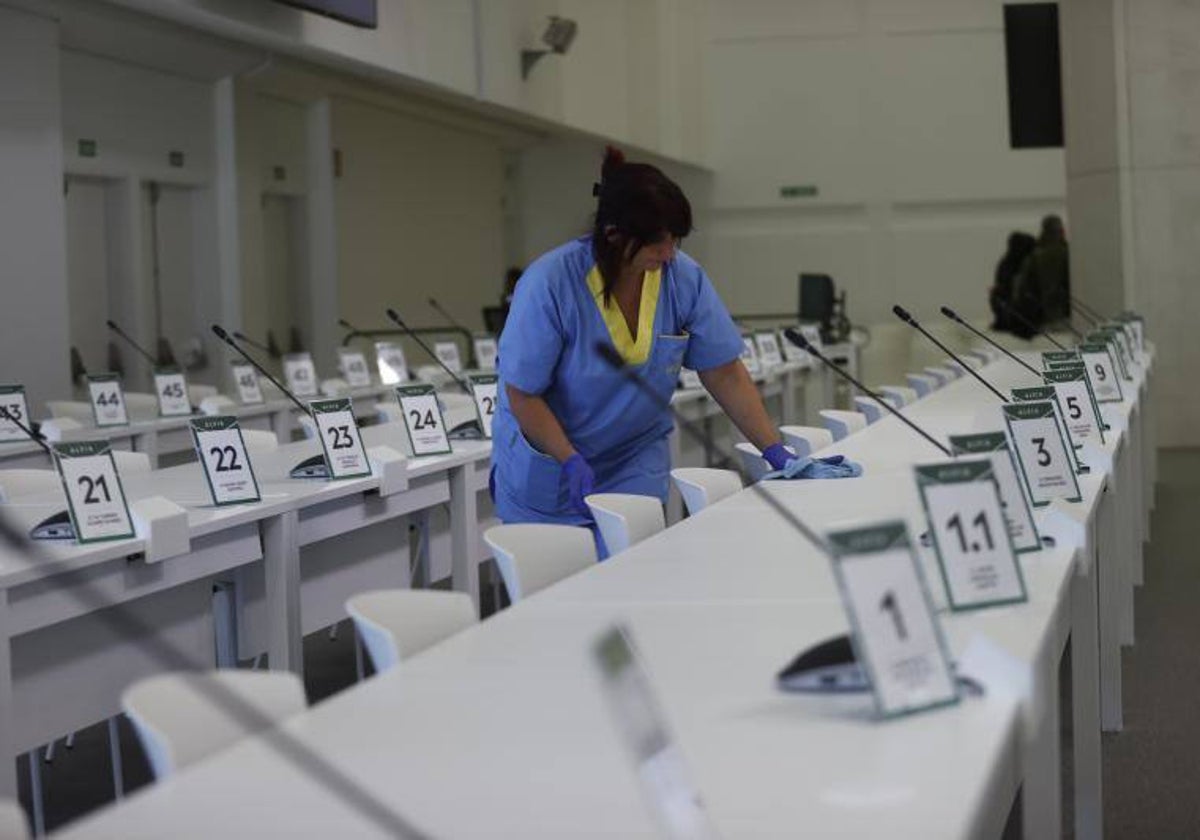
[491,147,791,546]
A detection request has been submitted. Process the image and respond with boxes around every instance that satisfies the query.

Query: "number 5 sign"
[395,384,451,456]
[52,440,135,543]
[310,398,372,479]
[191,416,261,505]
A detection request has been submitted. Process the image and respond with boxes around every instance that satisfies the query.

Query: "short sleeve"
[678,259,744,372]
[498,264,565,395]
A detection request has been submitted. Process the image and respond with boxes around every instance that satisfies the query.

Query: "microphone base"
[30,510,76,541]
[776,634,869,693]
[447,421,484,441]
[289,455,330,480]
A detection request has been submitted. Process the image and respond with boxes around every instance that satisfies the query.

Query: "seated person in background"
[1011,215,1070,338]
[990,231,1036,333]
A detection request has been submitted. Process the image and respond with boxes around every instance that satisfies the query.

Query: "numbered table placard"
[473,336,498,371]
[468,373,498,439]
[1043,366,1105,447]
[310,398,372,480]
[154,367,192,417]
[1003,401,1082,506]
[0,385,31,443]
[827,521,959,718]
[1091,328,1133,381]
[191,416,261,506]
[230,362,264,405]
[1041,350,1079,369]
[915,461,1027,610]
[1078,343,1123,403]
[1119,313,1145,353]
[434,341,463,374]
[87,374,129,427]
[1012,385,1085,472]
[949,432,1041,553]
[375,341,409,385]
[740,337,761,376]
[283,352,319,398]
[337,349,373,388]
[52,440,134,543]
[754,332,783,367]
[395,384,451,456]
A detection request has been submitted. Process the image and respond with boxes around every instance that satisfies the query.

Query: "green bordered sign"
[434,341,463,374]
[949,432,1041,553]
[1078,343,1123,403]
[395,384,451,456]
[190,416,261,506]
[914,461,1027,610]
[87,374,129,427]
[1002,401,1082,506]
[827,521,959,719]
[468,373,498,439]
[282,352,319,398]
[1049,362,1111,431]
[230,361,264,405]
[337,348,373,388]
[1012,386,1086,473]
[0,385,32,444]
[754,332,784,367]
[1118,313,1145,352]
[1044,366,1105,447]
[1089,329,1133,381]
[52,440,135,544]
[375,342,409,386]
[310,398,371,480]
[473,336,498,371]
[153,366,192,417]
[1041,350,1080,369]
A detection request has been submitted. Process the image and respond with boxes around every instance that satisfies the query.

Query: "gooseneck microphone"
[211,325,328,478]
[993,299,1070,349]
[106,320,160,367]
[0,406,50,456]
[939,307,1040,378]
[337,318,361,333]
[782,330,953,457]
[892,306,1009,403]
[0,406,75,540]
[385,308,472,395]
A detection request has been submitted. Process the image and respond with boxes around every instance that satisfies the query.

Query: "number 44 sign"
[52,440,135,544]
[827,521,959,718]
[915,461,1027,610]
[395,384,451,456]
[190,416,261,506]
[310,398,372,479]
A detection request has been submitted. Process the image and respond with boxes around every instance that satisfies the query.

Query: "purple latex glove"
[563,453,596,515]
[761,443,794,472]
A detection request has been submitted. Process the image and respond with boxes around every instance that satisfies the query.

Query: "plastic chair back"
[483,524,596,602]
[585,493,666,555]
[670,468,742,516]
[346,589,476,674]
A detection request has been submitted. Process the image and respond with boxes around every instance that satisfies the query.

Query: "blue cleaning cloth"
[763,454,863,480]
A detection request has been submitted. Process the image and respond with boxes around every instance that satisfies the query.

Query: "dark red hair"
[591,146,693,301]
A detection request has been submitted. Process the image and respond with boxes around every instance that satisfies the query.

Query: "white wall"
[703,0,1067,345]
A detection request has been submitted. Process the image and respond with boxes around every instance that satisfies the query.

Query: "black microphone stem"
[232,331,277,358]
[782,330,954,458]
[994,300,1069,350]
[212,325,312,416]
[892,307,1010,403]
[939,307,1041,377]
[105,320,159,368]
[594,342,831,554]
[385,309,472,394]
[0,406,52,455]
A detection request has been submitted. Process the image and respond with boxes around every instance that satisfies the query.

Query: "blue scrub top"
[491,237,743,526]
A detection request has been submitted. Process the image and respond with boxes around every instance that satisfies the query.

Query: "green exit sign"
[780,184,818,199]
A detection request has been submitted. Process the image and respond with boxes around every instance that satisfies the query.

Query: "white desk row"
[55,347,1155,839]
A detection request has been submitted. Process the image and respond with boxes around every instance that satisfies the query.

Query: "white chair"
[122,670,306,781]
[346,589,476,674]
[853,395,901,425]
[779,425,833,458]
[669,468,742,516]
[0,469,62,499]
[124,392,160,421]
[483,524,596,603]
[241,429,280,455]
[585,493,666,555]
[820,409,867,441]
[878,386,918,407]
[733,441,772,482]
[112,450,152,475]
[45,400,94,424]
[906,373,938,398]
[0,799,28,840]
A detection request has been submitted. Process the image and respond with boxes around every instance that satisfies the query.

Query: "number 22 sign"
[190,416,262,505]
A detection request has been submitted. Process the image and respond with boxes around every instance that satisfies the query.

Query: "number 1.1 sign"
[827,521,959,718]
[395,384,451,456]
[52,440,135,543]
[310,398,371,479]
[914,461,1027,610]
[191,416,261,506]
